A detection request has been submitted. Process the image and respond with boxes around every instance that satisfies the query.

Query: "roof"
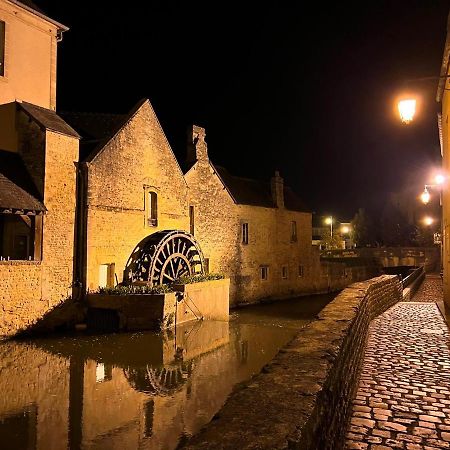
[283,186,310,213]
[19,102,80,139]
[61,99,147,162]
[60,111,126,161]
[0,150,46,212]
[7,0,68,31]
[214,165,309,212]
[214,165,274,208]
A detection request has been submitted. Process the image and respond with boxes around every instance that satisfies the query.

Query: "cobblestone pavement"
[345,300,450,450]
[411,275,444,303]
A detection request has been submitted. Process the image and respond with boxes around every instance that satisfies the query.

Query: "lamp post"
[324,216,333,251]
[325,216,333,236]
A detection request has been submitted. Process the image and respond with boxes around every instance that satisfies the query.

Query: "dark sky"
[37,0,450,219]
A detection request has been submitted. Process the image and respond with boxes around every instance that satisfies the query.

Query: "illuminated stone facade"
[0,0,66,110]
[0,0,371,336]
[437,13,450,309]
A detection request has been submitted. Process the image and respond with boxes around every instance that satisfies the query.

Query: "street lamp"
[325,216,333,237]
[398,98,417,124]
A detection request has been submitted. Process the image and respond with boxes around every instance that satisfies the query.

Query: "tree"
[380,203,415,246]
[351,208,375,247]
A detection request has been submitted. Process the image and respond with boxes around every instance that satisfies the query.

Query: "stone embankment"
[182,275,403,450]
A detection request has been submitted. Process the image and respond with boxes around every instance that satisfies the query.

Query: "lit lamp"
[324,216,333,237]
[398,98,416,124]
[421,186,430,204]
[341,225,350,234]
[424,216,434,226]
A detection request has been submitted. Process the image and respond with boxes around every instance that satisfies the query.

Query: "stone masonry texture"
[345,276,450,450]
[181,275,402,450]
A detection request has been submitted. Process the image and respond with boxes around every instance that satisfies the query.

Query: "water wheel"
[124,230,205,285]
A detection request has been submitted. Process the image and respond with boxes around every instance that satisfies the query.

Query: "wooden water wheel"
[124,230,205,285]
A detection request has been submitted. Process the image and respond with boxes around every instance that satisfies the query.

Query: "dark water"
[0,293,334,450]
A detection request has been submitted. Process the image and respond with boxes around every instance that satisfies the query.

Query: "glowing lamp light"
[341,225,350,234]
[325,217,333,225]
[421,187,430,204]
[398,99,416,124]
[424,216,434,226]
[435,173,446,185]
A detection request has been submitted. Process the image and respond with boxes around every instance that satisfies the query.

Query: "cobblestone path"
[411,275,444,303]
[345,299,450,449]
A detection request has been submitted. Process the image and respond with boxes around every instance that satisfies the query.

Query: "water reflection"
[0,293,334,450]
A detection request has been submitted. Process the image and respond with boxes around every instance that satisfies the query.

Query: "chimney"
[271,170,284,208]
[187,125,208,165]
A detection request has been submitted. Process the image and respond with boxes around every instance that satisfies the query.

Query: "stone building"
[0,0,79,336]
[0,0,370,336]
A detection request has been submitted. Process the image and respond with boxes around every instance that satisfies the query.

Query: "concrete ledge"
[86,278,230,332]
[182,275,403,450]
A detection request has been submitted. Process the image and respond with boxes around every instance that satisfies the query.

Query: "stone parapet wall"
[182,275,403,450]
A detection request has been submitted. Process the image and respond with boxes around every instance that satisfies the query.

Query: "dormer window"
[0,21,5,77]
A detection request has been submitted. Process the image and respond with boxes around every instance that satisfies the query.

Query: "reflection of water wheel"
[124,362,192,396]
[124,230,205,285]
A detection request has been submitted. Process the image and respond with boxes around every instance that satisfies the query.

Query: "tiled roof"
[0,150,45,212]
[214,165,309,212]
[16,0,44,13]
[61,99,147,162]
[19,102,80,139]
[61,111,127,161]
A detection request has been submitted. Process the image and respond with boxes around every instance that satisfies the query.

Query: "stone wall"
[182,275,403,450]
[0,113,79,338]
[0,0,59,110]
[0,262,43,335]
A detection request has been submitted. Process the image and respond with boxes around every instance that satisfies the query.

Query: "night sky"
[36,0,450,220]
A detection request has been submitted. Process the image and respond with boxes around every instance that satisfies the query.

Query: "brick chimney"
[271,170,284,208]
[187,125,208,165]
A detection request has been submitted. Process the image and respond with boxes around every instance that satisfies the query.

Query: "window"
[298,265,304,277]
[189,205,195,235]
[282,266,288,279]
[146,191,157,227]
[291,221,297,242]
[260,265,268,280]
[0,21,4,77]
[204,257,210,274]
[242,223,249,244]
[98,263,115,288]
[0,213,42,261]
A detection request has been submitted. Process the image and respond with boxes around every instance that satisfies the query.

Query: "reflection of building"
[0,318,296,450]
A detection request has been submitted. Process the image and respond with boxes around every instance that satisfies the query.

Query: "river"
[0,292,335,450]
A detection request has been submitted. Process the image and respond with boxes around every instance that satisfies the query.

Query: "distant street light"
[324,216,333,237]
[424,216,434,226]
[341,225,350,234]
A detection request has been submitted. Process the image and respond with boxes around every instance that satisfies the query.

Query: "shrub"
[97,284,173,295]
[174,273,225,285]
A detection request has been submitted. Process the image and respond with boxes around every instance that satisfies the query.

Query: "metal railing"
[402,266,424,289]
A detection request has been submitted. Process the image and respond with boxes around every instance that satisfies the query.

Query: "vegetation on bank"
[94,273,225,295]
